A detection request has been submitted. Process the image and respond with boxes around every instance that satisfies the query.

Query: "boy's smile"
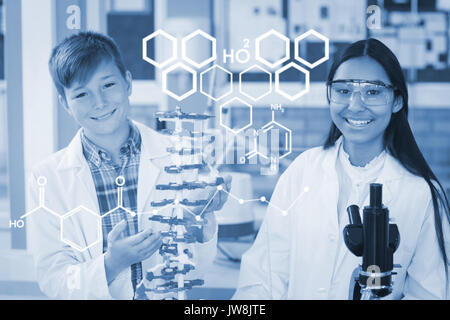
[60,59,132,142]
[90,108,117,121]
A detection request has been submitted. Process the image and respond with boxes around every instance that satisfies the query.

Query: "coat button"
[317,287,326,294]
[329,234,337,242]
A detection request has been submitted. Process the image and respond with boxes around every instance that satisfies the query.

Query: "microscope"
[343,183,401,300]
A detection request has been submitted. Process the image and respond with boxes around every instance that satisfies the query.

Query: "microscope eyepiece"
[347,205,362,225]
[369,183,383,208]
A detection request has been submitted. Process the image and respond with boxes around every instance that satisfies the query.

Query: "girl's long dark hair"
[325,38,450,282]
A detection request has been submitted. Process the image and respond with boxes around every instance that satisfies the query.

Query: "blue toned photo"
[0,0,449,302]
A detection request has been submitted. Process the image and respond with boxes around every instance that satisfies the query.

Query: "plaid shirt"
[81,121,142,293]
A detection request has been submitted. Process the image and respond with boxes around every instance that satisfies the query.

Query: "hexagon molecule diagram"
[294,29,329,69]
[200,65,233,101]
[239,65,272,101]
[275,62,310,101]
[142,29,177,68]
[220,97,253,135]
[255,29,290,69]
[258,116,292,160]
[162,62,197,101]
[61,206,101,252]
[182,29,217,68]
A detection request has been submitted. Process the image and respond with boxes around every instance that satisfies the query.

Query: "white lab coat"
[26,121,217,300]
[234,137,449,300]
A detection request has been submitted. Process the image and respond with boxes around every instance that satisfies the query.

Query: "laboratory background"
[1,0,450,299]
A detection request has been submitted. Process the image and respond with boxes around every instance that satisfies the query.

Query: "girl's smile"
[328,56,402,165]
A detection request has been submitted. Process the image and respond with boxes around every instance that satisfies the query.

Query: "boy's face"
[60,59,132,138]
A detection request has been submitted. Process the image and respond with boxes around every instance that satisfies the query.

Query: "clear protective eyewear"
[327,79,396,106]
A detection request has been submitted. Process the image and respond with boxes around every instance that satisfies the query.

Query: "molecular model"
[135,106,224,300]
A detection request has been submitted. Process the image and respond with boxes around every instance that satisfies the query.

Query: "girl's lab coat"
[26,122,217,299]
[234,137,449,300]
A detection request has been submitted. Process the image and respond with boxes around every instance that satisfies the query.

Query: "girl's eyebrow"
[332,78,381,82]
[331,79,392,85]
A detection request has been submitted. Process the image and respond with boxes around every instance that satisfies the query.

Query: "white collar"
[56,120,170,170]
[338,142,387,182]
[322,136,408,183]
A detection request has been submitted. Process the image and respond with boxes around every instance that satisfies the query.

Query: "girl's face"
[329,56,402,147]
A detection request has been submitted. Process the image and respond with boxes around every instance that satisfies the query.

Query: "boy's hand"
[188,175,232,215]
[104,220,163,284]
[183,210,217,243]
[183,175,232,242]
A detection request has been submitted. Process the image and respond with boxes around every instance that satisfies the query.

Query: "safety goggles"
[327,79,395,106]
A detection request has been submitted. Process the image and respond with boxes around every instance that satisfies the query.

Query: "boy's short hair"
[49,31,127,98]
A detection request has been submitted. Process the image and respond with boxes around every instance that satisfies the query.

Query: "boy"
[27,31,228,299]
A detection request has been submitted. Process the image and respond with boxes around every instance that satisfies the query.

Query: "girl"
[234,38,450,299]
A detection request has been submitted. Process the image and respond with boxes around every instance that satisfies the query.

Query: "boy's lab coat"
[27,121,217,299]
[234,137,449,300]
